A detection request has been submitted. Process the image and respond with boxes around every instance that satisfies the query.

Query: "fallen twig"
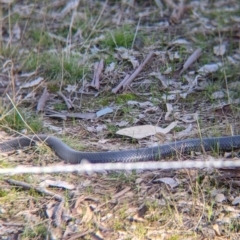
[57,91,74,110]
[111,74,130,93]
[179,48,202,76]
[6,178,63,201]
[113,51,154,93]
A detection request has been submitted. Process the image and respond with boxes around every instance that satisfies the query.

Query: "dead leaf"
[232,196,240,205]
[37,87,50,112]
[165,103,173,121]
[213,44,226,56]
[105,62,115,73]
[116,121,178,139]
[153,177,180,188]
[59,0,80,18]
[21,77,44,88]
[215,193,226,203]
[213,224,221,236]
[116,47,139,68]
[211,91,225,99]
[81,205,93,224]
[198,63,222,75]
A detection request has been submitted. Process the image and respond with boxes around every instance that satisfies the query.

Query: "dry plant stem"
[66,11,76,56]
[112,74,130,93]
[91,59,104,90]
[37,87,50,112]
[6,179,63,201]
[60,52,64,91]
[57,91,74,110]
[131,17,141,49]
[83,0,108,44]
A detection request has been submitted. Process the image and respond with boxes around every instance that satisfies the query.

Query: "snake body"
[0,135,240,163]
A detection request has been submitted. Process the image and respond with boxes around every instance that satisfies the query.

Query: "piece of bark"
[37,87,50,112]
[46,112,96,120]
[52,199,65,227]
[66,112,96,120]
[90,59,104,90]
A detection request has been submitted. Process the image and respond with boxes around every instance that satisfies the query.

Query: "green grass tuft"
[24,52,89,82]
[102,25,136,50]
[1,109,43,132]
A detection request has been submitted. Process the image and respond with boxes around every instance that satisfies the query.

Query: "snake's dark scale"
[0,135,240,164]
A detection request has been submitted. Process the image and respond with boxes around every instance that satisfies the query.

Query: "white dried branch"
[1,158,240,175]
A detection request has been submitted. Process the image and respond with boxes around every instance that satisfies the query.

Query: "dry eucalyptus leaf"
[153,177,180,188]
[198,63,222,74]
[213,44,226,56]
[119,51,139,68]
[12,23,21,41]
[165,103,173,121]
[232,196,240,205]
[105,62,115,73]
[211,91,225,99]
[59,0,80,18]
[116,121,178,139]
[169,39,190,46]
[215,193,226,203]
[21,77,44,88]
[65,84,77,92]
[37,87,50,112]
[20,71,37,78]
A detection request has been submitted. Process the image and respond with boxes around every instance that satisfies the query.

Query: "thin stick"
[112,74,130,93]
[112,52,154,93]
[123,51,154,88]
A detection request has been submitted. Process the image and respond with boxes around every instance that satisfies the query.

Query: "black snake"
[0,135,240,163]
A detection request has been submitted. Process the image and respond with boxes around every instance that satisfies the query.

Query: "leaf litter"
[0,0,240,239]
